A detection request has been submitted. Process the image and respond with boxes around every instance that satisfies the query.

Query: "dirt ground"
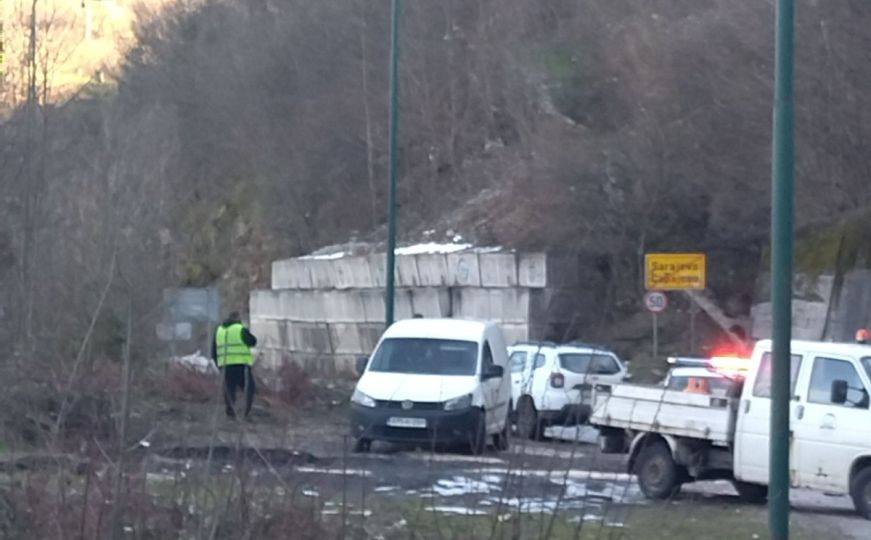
[3,376,867,539]
[135,379,868,540]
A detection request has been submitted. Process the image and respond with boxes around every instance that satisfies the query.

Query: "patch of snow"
[476,468,632,483]
[169,351,218,374]
[321,509,373,517]
[425,506,488,516]
[433,476,499,496]
[302,489,319,497]
[145,472,175,483]
[373,486,398,493]
[552,477,641,503]
[300,251,346,260]
[394,242,472,255]
[493,497,560,513]
[481,475,503,484]
[472,246,504,254]
[295,466,373,477]
[408,453,504,465]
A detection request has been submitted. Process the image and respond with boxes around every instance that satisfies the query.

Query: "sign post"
[644,253,706,362]
[644,291,668,361]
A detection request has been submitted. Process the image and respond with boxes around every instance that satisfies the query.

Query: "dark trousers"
[223,364,255,418]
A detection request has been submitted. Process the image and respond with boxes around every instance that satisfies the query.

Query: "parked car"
[662,366,735,396]
[349,318,512,454]
[662,356,744,397]
[509,341,630,439]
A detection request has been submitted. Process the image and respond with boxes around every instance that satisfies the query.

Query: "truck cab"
[734,340,871,511]
[589,339,871,519]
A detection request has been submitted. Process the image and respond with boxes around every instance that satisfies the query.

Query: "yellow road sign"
[645,252,706,290]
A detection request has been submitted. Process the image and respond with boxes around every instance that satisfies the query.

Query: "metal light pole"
[385,0,401,327]
[769,0,794,538]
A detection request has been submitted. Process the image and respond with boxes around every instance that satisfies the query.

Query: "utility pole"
[769,1,794,538]
[384,0,401,327]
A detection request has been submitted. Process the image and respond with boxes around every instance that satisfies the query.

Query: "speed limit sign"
[644,291,668,313]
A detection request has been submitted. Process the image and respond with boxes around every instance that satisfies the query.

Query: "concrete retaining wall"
[270,252,552,291]
[253,250,589,375]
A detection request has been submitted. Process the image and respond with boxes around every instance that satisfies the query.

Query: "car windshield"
[368,338,479,376]
[863,357,871,382]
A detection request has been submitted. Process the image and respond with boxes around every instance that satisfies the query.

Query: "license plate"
[386,417,427,429]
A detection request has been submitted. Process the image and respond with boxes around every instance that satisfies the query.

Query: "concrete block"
[322,290,367,323]
[447,253,481,287]
[367,255,387,287]
[333,355,357,376]
[334,256,375,289]
[255,348,285,371]
[271,258,313,289]
[393,289,416,321]
[751,299,828,341]
[358,324,384,353]
[306,259,340,289]
[361,289,386,323]
[250,290,282,319]
[488,288,530,323]
[518,253,547,288]
[450,288,530,323]
[287,322,332,353]
[479,253,518,287]
[250,319,285,349]
[416,254,449,286]
[329,323,364,354]
[395,255,421,287]
[409,288,451,318]
[451,288,490,320]
[828,271,870,341]
[276,290,323,322]
[501,323,530,346]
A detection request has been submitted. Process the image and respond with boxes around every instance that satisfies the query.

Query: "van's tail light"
[550,373,565,389]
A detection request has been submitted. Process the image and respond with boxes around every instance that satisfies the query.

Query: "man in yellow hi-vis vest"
[211,311,258,419]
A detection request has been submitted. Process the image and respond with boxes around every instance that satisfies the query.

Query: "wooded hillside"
[3,0,871,363]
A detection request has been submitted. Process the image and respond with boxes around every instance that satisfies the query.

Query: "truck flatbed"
[590,383,736,446]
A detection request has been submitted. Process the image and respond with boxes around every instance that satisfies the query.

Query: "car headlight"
[351,389,376,408]
[444,393,473,411]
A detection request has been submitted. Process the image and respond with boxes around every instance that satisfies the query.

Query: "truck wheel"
[733,481,768,504]
[494,407,511,451]
[634,441,680,500]
[850,467,871,519]
[516,398,543,440]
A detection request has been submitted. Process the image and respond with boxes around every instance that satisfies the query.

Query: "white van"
[349,318,512,454]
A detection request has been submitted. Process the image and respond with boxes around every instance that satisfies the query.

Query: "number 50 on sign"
[645,253,706,290]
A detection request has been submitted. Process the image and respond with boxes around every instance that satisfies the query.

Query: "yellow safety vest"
[215,323,254,367]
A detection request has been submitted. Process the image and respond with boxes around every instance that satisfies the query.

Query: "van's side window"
[808,357,869,409]
[862,357,871,381]
[482,343,495,368]
[510,351,527,373]
[533,353,546,370]
[753,353,803,397]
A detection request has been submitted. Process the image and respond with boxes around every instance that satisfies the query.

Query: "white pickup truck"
[590,339,871,519]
